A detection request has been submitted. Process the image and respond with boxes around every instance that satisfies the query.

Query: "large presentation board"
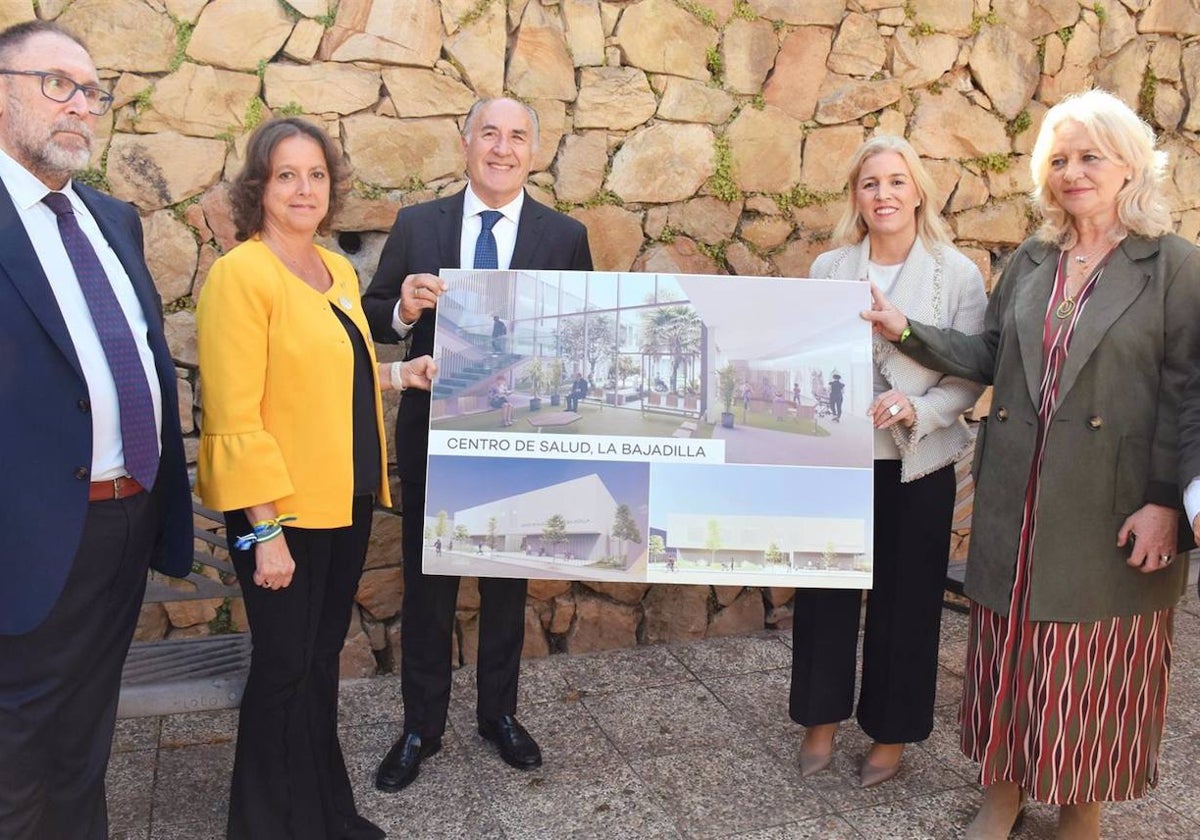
[422,269,874,589]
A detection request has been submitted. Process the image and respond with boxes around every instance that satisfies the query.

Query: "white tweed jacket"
[811,237,988,482]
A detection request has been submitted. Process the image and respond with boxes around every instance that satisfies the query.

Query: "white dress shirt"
[391,184,525,336]
[1185,478,1200,534]
[0,147,163,481]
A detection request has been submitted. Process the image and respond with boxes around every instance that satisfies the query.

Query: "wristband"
[390,361,407,392]
[234,514,298,551]
[899,325,912,343]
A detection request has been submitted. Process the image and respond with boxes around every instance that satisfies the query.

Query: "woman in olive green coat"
[867,90,1200,840]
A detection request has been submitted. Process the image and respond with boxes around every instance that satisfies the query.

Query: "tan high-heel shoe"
[1056,801,1100,840]
[798,723,837,778]
[859,742,904,788]
[965,782,1026,840]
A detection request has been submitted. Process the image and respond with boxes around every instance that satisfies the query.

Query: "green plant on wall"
[243,97,267,131]
[732,0,756,21]
[1138,67,1157,122]
[675,0,717,26]
[705,45,723,81]
[969,11,1000,35]
[169,17,194,72]
[457,0,494,28]
[708,135,740,203]
[962,152,1013,174]
[1006,109,1032,138]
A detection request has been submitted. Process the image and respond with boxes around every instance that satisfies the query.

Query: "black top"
[330,303,381,497]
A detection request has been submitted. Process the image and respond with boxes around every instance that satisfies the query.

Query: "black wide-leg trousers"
[790,460,956,744]
[226,495,382,840]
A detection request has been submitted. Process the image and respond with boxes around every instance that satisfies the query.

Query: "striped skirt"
[960,600,1172,804]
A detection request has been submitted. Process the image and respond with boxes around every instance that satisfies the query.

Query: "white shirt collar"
[0,145,80,211]
[463,183,524,224]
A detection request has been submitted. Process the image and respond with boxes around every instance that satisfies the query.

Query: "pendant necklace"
[1056,244,1113,320]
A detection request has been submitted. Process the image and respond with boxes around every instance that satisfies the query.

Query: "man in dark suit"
[0,21,192,839]
[363,97,592,791]
[1181,367,1200,575]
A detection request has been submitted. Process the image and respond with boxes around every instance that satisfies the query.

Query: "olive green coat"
[905,234,1200,621]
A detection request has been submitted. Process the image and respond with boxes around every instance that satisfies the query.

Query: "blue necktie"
[44,191,160,489]
[473,210,503,269]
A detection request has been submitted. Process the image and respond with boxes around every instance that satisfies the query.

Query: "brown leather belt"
[89,475,144,502]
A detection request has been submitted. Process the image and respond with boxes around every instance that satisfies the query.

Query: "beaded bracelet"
[234,514,298,551]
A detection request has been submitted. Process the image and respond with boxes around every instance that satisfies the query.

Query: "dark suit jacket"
[0,179,192,635]
[1180,367,1200,497]
[363,189,593,484]
[905,234,1200,622]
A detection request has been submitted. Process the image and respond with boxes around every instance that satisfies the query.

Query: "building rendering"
[452,473,642,569]
[662,513,868,571]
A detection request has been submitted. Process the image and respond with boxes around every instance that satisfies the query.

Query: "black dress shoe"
[374,732,442,792]
[477,715,542,770]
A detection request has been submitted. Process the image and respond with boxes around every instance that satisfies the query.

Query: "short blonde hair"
[832,135,952,248]
[1029,89,1171,246]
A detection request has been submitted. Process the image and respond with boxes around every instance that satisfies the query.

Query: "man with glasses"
[0,21,191,839]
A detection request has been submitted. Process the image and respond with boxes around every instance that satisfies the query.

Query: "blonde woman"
[790,135,987,787]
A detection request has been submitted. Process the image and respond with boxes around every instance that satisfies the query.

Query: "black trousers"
[0,491,157,840]
[400,479,527,738]
[790,461,955,744]
[226,496,382,840]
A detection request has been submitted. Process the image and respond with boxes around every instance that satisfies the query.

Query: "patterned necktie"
[473,210,503,269]
[44,191,159,489]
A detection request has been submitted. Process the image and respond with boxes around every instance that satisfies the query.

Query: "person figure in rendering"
[488,374,513,426]
[363,97,593,792]
[567,371,588,412]
[865,90,1199,839]
[491,313,506,354]
[0,21,193,838]
[828,373,845,422]
[790,135,987,790]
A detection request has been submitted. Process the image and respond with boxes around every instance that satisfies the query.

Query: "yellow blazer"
[196,239,391,526]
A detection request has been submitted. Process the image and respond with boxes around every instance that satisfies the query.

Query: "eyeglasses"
[0,70,113,116]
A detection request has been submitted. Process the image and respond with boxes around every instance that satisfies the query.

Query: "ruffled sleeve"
[195,250,295,511]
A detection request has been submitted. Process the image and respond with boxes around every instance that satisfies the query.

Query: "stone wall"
[24,0,1199,673]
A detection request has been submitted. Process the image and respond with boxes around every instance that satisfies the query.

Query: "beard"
[4,92,93,183]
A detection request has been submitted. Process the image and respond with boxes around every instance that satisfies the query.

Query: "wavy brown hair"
[230,117,349,240]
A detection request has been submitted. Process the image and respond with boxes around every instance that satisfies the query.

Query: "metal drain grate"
[118,634,250,718]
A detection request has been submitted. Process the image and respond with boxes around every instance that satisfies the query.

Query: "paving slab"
[102,602,1200,838]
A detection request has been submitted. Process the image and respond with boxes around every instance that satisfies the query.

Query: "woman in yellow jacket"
[196,117,435,840]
